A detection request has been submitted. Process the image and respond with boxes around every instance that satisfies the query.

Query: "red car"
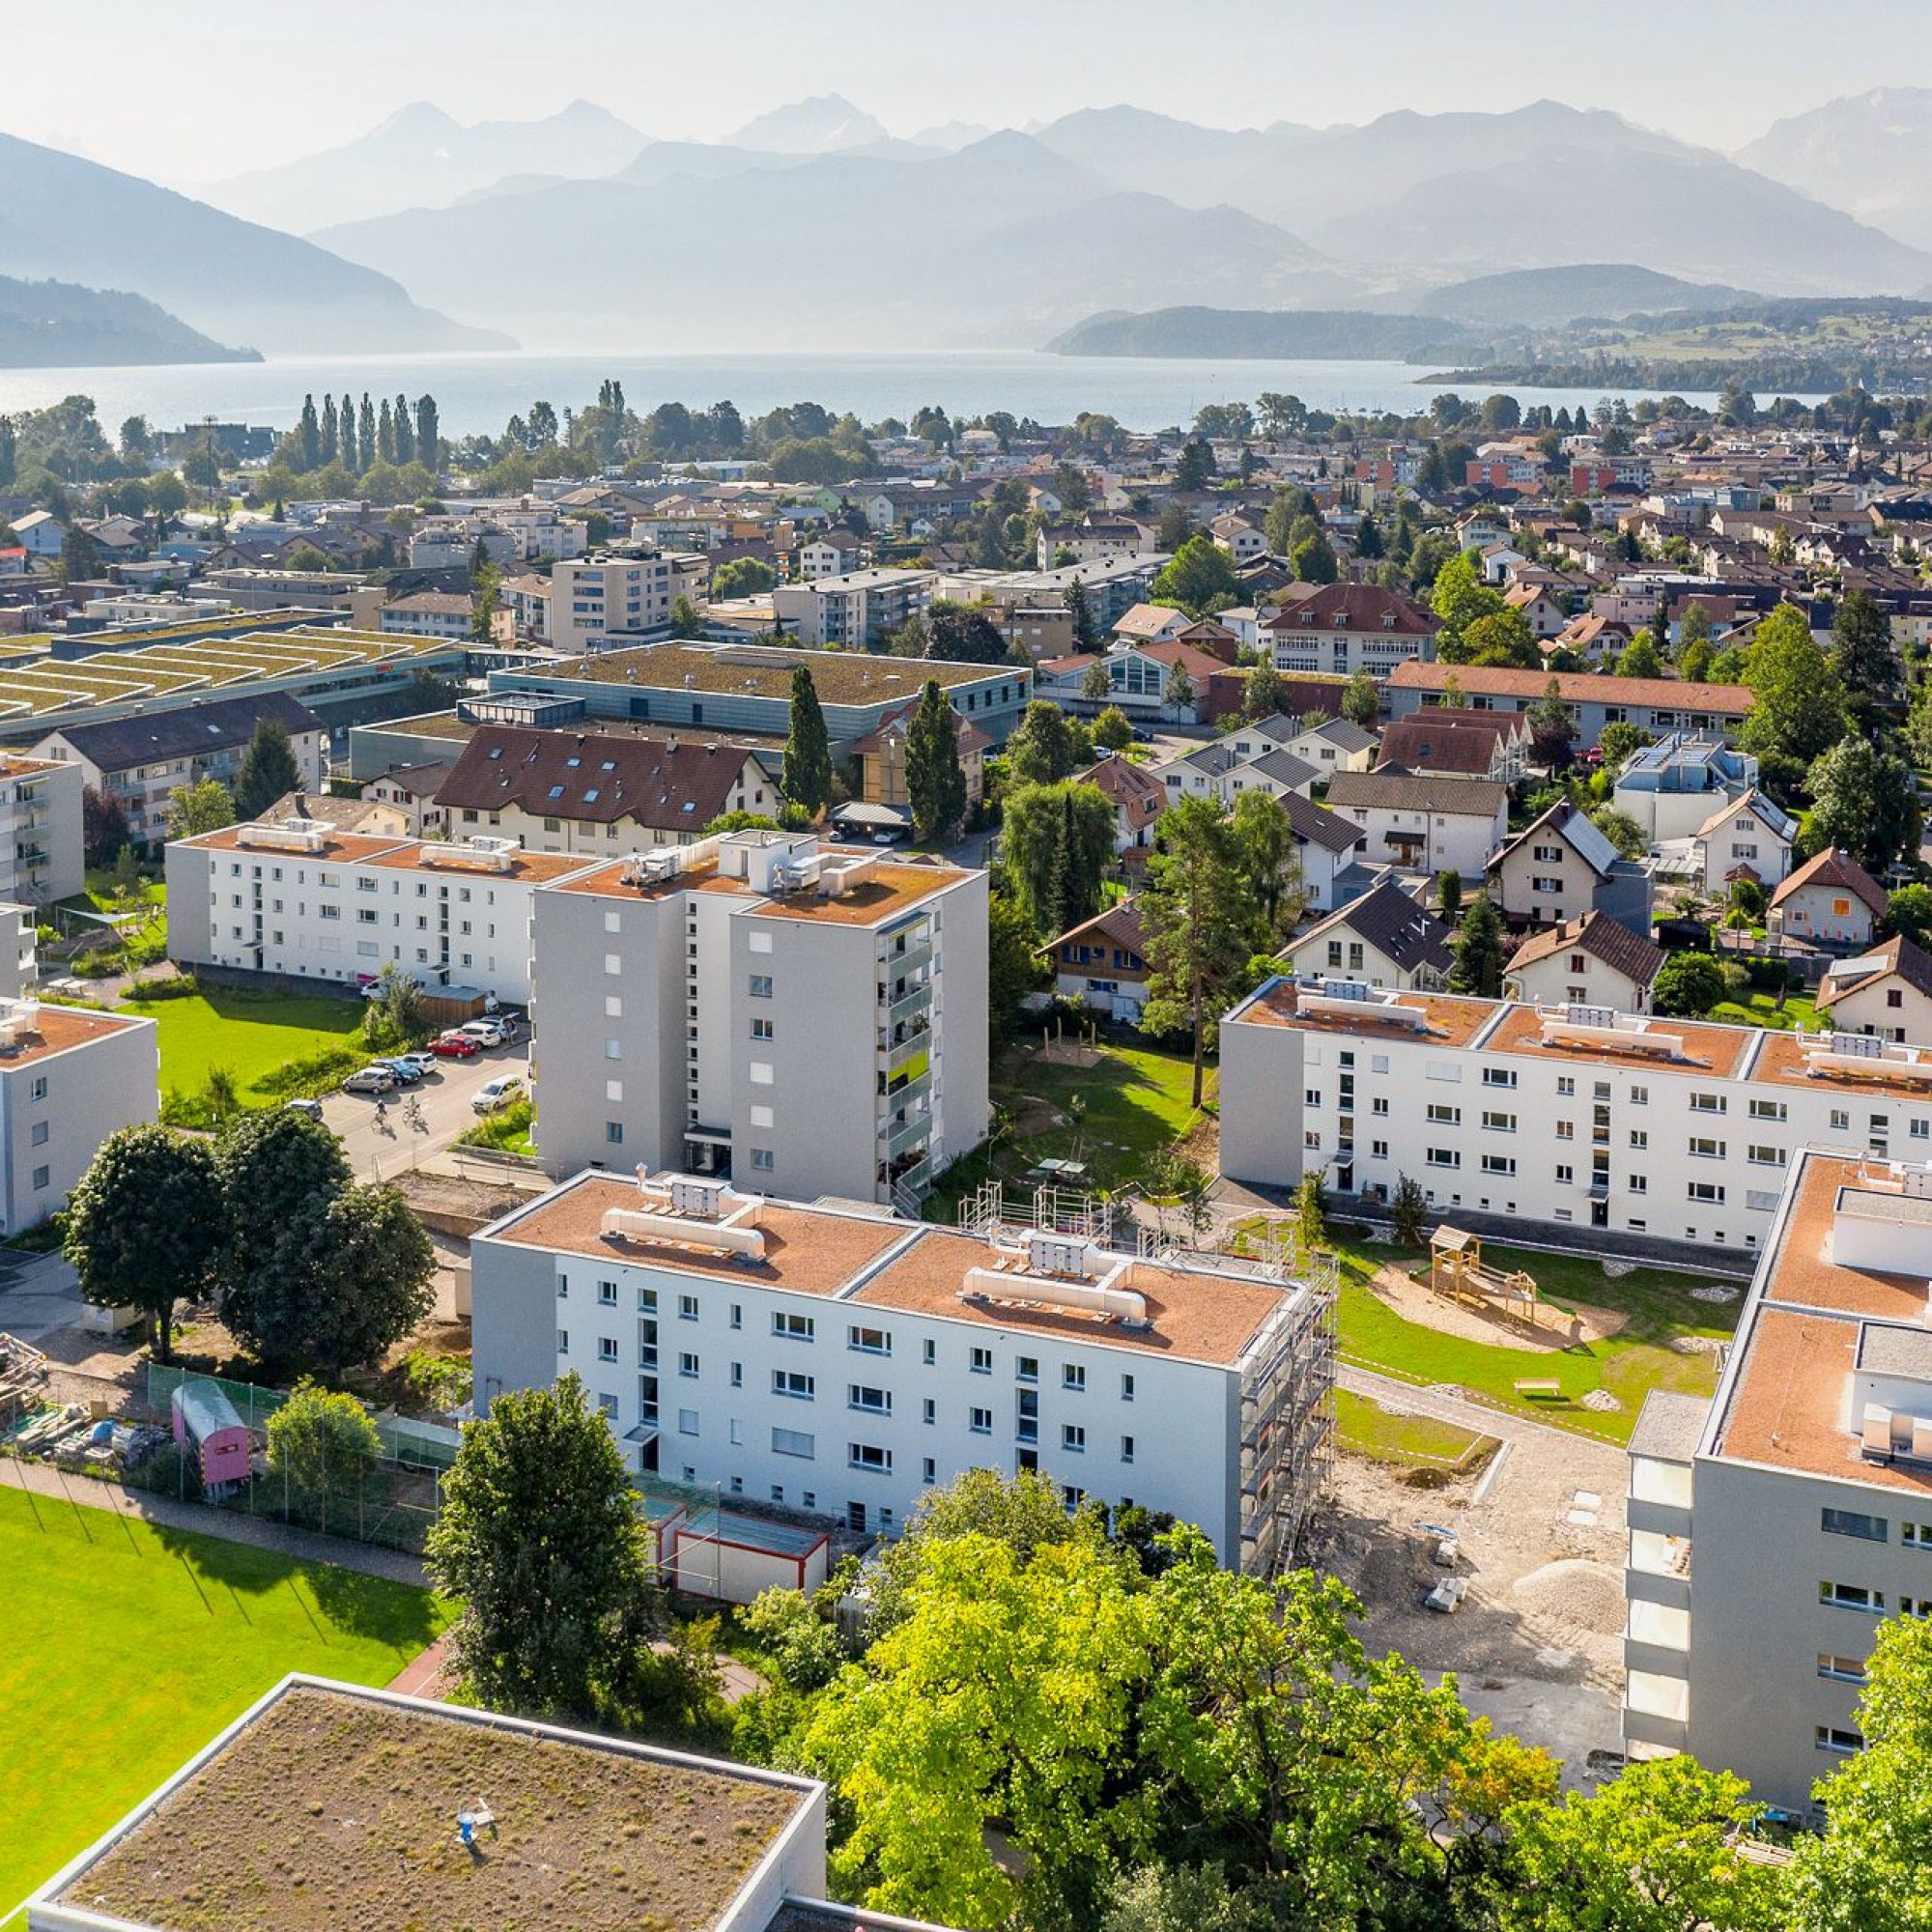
[430,1033,481,1058]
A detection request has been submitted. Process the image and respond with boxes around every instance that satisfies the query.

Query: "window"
[1688,1136,1724,1159]
[751,1017,774,1040]
[677,1293,698,1321]
[1427,1103,1461,1125]
[1372,1096,1389,1116]
[1905,1522,1932,1548]
[1818,1654,1868,1684]
[970,1346,992,1374]
[1630,1085,1648,1106]
[729,1304,742,1331]
[597,1337,618,1362]
[605,1122,625,1146]
[1121,1373,1135,1402]
[1063,1364,1086,1391]
[922,1397,935,1425]
[1555,1163,1575,1185]
[1481,1154,1517,1177]
[849,1384,891,1414]
[772,1427,815,1459]
[1688,1180,1725,1204]
[1823,1508,1888,1543]
[1427,1148,1461,1169]
[849,1442,892,1473]
[750,1148,774,1172]
[678,1350,699,1378]
[1482,1111,1516,1132]
[1016,1356,1038,1382]
[1482,1067,1518,1089]
[1749,1098,1787,1122]
[677,1408,699,1436]
[1821,1581,1885,1612]
[1629,1129,1648,1150]
[1062,1424,1087,1453]
[849,1325,891,1355]
[749,974,773,998]
[774,1313,814,1341]
[773,1370,814,1399]
[1122,1435,1135,1463]
[1816,1725,1864,1755]
[969,1406,993,1435]
[1748,1144,1786,1167]
[1555,1121,1575,1141]
[1557,1077,1575,1097]
[556,1327,569,1354]
[1690,1093,1726,1114]
[636,1286,655,1311]
[923,1339,937,1366]
[729,1362,743,1388]
[1832,1109,1852,1132]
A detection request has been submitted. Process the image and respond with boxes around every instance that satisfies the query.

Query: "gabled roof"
[1388,661,1753,713]
[1693,786,1799,844]
[434,724,758,831]
[1279,788,1365,855]
[1489,799,1621,881]
[1046,898,1150,963]
[1288,715,1378,754]
[1509,910,1664,988]
[1079,753,1165,828]
[1770,844,1888,919]
[1818,933,1932,1009]
[1292,878,1452,974]
[1376,715,1513,777]
[1244,747,1320,790]
[42,690,326,770]
[1326,769,1508,819]
[1259,582,1437,637]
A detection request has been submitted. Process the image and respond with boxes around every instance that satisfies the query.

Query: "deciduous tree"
[1448,893,1505,997]
[1342,669,1379,728]
[1652,950,1726,1017]
[1001,780,1113,938]
[1804,736,1921,874]
[1005,699,1082,786]
[164,777,235,840]
[1742,605,1848,777]
[1151,535,1240,616]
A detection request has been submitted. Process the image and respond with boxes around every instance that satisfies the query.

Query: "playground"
[1389,1229,1631,1354]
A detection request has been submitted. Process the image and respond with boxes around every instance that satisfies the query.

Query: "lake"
[0,349,1762,440]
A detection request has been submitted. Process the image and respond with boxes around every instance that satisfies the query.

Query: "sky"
[10,0,1932,186]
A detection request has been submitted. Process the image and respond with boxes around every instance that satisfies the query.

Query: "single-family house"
[1210,512,1269,564]
[1080,753,1165,855]
[1816,934,1932,1043]
[1768,845,1889,948]
[1503,911,1665,1013]
[1250,713,1378,773]
[11,510,66,558]
[1034,639,1240,724]
[1281,877,1452,991]
[1375,708,1531,783]
[1152,740,1319,808]
[1694,788,1799,895]
[1612,732,1762,842]
[1280,790,1368,912]
[1486,799,1654,931]
[1323,769,1509,878]
[1503,582,1569,639]
[1111,602,1194,647]
[363,762,453,838]
[1047,900,1151,1019]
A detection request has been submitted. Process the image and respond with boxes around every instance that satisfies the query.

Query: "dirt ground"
[1369,1262,1628,1353]
[1307,1394,1633,1782]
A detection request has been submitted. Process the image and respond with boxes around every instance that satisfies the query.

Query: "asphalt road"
[315,1038,533,1183]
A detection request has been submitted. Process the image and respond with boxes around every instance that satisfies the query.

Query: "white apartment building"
[1623,1150,1932,1810]
[0,754,83,905]
[770,569,936,650]
[165,821,601,1003]
[379,592,472,640]
[1323,771,1509,879]
[1220,976,1932,1256]
[527,830,989,1207]
[0,997,157,1236]
[552,554,677,654]
[471,1168,1335,1569]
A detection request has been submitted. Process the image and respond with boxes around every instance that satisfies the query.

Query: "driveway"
[318,1042,531,1183]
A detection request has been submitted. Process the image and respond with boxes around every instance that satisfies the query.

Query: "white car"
[458,1019,509,1048]
[472,1073,526,1113]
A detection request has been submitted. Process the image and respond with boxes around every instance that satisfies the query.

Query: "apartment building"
[0,754,82,904]
[1323,770,1508,878]
[165,821,599,1002]
[1260,582,1438,680]
[1385,663,1753,749]
[1612,733,1761,842]
[551,554,677,653]
[0,996,157,1236]
[34,692,326,850]
[1622,1151,1932,1810]
[770,568,936,650]
[471,1167,1335,1570]
[1220,976,1932,1256]
[378,591,472,639]
[528,830,988,1206]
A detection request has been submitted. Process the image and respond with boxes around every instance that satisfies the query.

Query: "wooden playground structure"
[1426,1228,1547,1334]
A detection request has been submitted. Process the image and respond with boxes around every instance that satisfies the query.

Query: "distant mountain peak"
[725,94,888,154]
[375,100,462,138]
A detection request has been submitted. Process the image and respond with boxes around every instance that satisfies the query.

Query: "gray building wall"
[470,1232,570,1415]
[931,873,990,1174]
[0,1018,158,1235]
[1216,1007,1306,1191]
[162,839,213,976]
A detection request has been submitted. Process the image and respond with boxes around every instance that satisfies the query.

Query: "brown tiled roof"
[1046,899,1149,960]
[1376,715,1513,776]
[1817,933,1932,1010]
[1079,753,1165,829]
[1508,911,1664,988]
[1259,582,1436,637]
[434,724,757,832]
[1388,660,1752,713]
[1770,844,1889,920]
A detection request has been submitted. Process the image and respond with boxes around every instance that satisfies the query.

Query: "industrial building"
[471,1168,1335,1572]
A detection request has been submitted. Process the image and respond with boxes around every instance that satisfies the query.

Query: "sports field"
[0,1479,451,1918]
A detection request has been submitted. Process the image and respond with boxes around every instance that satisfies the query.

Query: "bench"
[1513,1378,1563,1399]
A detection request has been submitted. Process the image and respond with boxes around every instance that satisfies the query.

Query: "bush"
[250,1043,365,1101]
[402,1350,473,1412]
[1653,950,1729,1018]
[126,974,200,1002]
[742,1586,847,1692]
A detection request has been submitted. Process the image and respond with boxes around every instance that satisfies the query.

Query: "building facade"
[0,754,83,905]
[551,554,678,653]
[771,569,936,650]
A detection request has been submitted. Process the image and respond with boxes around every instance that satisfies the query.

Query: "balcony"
[1625,1597,1690,1681]
[1626,1526,1692,1612]
[884,1112,931,1161]
[881,1024,931,1073]
[884,936,933,982]
[882,980,933,1028]
[1622,1669,1690,1754]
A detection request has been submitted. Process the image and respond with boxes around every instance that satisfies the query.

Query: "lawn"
[1333,1387,1497,1472]
[120,985,364,1104]
[0,1480,451,1916]
[1328,1237,1740,1445]
[927,1037,1207,1217]
[1710,989,1822,1033]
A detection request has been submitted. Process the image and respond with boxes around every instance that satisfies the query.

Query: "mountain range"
[0,274,256,367]
[1736,89,1932,254]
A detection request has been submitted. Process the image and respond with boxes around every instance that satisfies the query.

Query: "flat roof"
[1749,1028,1932,1103]
[180,825,599,885]
[545,848,968,924]
[519,643,1014,705]
[1229,979,1495,1050]
[1629,1390,1711,1463]
[0,1000,152,1069]
[45,1681,810,1932]
[1484,1002,1756,1079]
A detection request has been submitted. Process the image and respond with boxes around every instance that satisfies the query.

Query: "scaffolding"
[955,1178,1117,1248]
[1236,1248,1338,1577]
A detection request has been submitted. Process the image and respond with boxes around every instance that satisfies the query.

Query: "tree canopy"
[782,665,834,815]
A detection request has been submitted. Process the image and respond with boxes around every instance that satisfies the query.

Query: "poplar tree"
[339,392,357,472]
[392,392,414,465]
[782,665,833,815]
[358,393,377,466]
[906,679,967,843]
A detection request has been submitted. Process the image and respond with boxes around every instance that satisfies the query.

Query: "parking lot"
[314,1033,535,1181]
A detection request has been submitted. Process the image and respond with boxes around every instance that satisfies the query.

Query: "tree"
[59,524,99,585]
[413,393,440,471]
[1430,551,1506,659]
[906,680,967,843]
[266,1378,382,1520]
[1093,705,1134,752]
[1788,1614,1932,1932]
[1678,634,1715,683]
[1230,789,1303,936]
[338,392,358,472]
[1291,531,1339,583]
[668,594,706,639]
[1502,1754,1782,1932]
[1616,627,1665,678]
[81,784,128,868]
[1065,578,1101,652]
[1804,736,1921,874]
[1389,1174,1429,1246]
[1140,796,1260,1106]
[305,1185,437,1378]
[1830,586,1899,717]
[1742,605,1848,775]
[1001,780,1114,938]
[232,719,301,820]
[710,555,778,600]
[1448,893,1505,997]
[1460,608,1541,670]
[297,392,320,469]
[427,1374,663,1721]
[1342,669,1379,728]
[1887,883,1932,947]
[63,1125,222,1362]
[1175,439,1215,491]
[1597,721,1653,774]
[1151,536,1240,616]
[1526,676,1575,768]
[782,665,833,815]
[986,888,1048,1037]
[164,777,235,840]
[1081,660,1114,705]
[927,602,1009,665]
[1675,597,1714,663]
[1294,1173,1327,1247]
[1005,699,1082,786]
[1652,950,1727,1017]
[1243,663,1288,723]
[392,391,414,465]
[1590,806,1650,861]
[1437,869,1463,920]
[364,960,430,1048]
[1163,660,1196,719]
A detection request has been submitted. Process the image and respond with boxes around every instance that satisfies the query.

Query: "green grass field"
[120,985,364,1098]
[1330,1238,1739,1445]
[0,1480,451,1916]
[1711,989,1822,1033]
[1333,1388,1496,1470]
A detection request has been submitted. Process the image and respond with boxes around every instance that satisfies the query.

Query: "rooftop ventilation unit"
[1862,1403,1932,1466]
[621,848,683,888]
[960,1263,1150,1326]
[1299,989,1429,1031]
[417,837,518,873]
[1804,1040,1932,1085]
[600,1207,766,1262]
[0,998,42,1051]
[236,817,327,854]
[1539,1012,1686,1059]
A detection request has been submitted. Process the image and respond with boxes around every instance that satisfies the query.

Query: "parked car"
[392,1051,438,1077]
[283,1097,324,1120]
[472,1073,526,1113]
[342,1065,399,1094]
[431,1033,481,1059]
[380,1058,424,1085]
[360,972,428,1001]
[457,1019,509,1048]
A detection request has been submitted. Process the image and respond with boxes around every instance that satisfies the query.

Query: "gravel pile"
[1512,1558,1626,1636]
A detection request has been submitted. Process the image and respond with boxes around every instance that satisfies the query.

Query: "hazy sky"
[13,0,1932,185]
